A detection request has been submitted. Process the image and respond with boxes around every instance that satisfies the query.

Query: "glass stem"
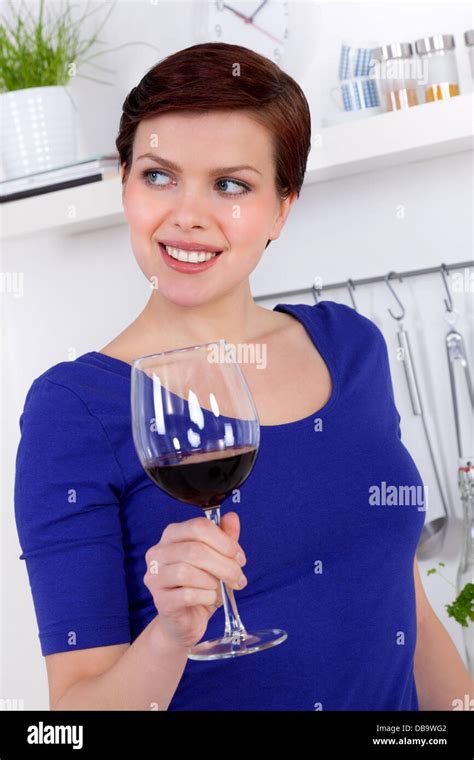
[204,506,248,641]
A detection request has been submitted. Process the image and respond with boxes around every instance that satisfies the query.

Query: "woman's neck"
[139,286,272,350]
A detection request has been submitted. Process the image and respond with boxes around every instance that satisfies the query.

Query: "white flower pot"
[0,85,77,180]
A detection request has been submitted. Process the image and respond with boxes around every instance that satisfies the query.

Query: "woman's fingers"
[153,561,220,591]
[156,586,220,616]
[147,540,247,589]
[159,516,245,562]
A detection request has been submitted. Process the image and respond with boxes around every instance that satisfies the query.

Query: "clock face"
[198,0,290,66]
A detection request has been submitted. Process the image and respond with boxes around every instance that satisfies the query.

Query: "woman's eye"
[216,178,250,196]
[142,170,249,196]
[143,170,170,187]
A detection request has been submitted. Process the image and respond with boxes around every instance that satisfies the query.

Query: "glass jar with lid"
[465,30,474,81]
[372,42,418,111]
[414,34,459,102]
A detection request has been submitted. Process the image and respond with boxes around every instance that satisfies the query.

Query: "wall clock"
[192,0,322,83]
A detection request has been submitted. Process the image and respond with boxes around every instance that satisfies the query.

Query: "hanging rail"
[254,260,474,303]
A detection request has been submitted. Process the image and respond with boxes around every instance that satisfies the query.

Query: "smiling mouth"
[159,242,223,264]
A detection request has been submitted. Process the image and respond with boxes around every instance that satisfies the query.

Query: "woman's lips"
[159,242,222,274]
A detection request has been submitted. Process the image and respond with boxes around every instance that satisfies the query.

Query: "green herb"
[446,584,474,627]
[0,0,158,93]
[427,562,474,628]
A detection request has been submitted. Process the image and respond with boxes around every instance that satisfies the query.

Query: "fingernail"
[237,573,247,588]
[235,551,246,566]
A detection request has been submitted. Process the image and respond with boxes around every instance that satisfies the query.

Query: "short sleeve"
[364,315,402,439]
[14,376,131,655]
[321,301,402,439]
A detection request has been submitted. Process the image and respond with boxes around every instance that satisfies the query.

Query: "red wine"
[144,444,258,509]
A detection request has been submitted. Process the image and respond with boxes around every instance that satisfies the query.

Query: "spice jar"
[465,30,474,80]
[372,42,418,111]
[414,34,459,102]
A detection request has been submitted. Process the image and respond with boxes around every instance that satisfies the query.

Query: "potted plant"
[0,0,157,180]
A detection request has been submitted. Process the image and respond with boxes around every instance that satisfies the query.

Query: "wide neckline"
[84,301,340,432]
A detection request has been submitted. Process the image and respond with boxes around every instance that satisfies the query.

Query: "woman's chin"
[157,282,219,308]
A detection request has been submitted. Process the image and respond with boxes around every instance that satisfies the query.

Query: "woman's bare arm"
[49,514,245,711]
[50,615,189,711]
[413,559,473,710]
[414,612,473,710]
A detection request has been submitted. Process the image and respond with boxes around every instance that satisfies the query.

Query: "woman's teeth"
[164,245,219,263]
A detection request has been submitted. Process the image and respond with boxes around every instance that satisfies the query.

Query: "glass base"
[187,628,288,661]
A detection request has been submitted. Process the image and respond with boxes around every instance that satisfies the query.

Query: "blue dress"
[14,301,426,710]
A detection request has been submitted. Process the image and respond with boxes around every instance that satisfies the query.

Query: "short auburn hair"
[115,42,311,248]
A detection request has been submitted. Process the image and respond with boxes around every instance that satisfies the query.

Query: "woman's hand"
[144,511,247,649]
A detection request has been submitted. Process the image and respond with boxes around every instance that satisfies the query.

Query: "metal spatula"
[385,273,449,559]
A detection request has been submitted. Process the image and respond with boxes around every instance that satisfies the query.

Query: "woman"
[14,42,472,711]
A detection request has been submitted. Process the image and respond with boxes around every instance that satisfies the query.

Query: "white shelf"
[306,92,473,183]
[0,174,125,240]
[1,93,473,240]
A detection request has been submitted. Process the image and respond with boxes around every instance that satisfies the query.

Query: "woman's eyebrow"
[136,152,262,176]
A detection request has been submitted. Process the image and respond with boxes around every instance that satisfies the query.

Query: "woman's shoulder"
[275,299,386,346]
[19,363,91,431]
[20,349,124,423]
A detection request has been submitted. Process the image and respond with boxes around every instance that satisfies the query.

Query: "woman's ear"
[120,163,128,218]
[268,192,297,245]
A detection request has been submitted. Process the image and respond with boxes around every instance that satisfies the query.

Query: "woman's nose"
[168,189,211,230]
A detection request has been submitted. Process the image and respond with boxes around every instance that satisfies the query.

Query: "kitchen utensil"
[384,272,449,559]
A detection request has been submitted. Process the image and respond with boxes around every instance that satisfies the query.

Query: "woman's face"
[121,110,296,307]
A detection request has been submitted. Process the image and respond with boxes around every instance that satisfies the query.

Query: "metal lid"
[372,42,414,61]
[465,30,474,47]
[415,34,455,55]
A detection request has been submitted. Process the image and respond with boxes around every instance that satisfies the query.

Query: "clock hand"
[248,0,268,22]
[221,3,252,23]
[247,19,285,45]
[221,2,284,46]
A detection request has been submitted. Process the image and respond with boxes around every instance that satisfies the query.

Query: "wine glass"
[131,339,288,660]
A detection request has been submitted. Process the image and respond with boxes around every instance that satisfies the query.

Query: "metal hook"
[346,279,357,311]
[440,263,453,312]
[312,281,322,304]
[384,271,406,321]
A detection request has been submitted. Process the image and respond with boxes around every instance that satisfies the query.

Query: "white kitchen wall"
[1,0,473,709]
